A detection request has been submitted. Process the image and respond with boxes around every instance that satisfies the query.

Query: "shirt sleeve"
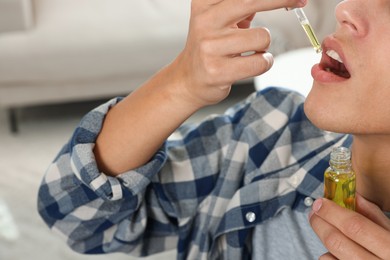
[36,90,259,256]
[37,97,170,255]
[37,87,309,257]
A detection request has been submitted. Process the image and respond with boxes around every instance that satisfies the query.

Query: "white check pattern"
[38,87,351,259]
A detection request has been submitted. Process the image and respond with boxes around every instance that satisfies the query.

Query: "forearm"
[94,62,202,176]
[93,0,307,176]
[38,155,177,255]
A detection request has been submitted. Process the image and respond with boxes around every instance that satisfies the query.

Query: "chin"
[305,86,390,135]
[304,101,369,135]
[304,95,346,133]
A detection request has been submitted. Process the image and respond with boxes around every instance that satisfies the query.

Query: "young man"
[38,0,390,259]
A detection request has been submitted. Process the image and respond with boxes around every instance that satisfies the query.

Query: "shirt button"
[245,212,256,223]
[304,197,314,207]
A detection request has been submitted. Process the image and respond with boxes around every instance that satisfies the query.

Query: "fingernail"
[308,210,314,219]
[263,52,274,68]
[312,198,323,213]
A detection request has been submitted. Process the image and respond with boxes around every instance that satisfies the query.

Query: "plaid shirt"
[38,87,350,259]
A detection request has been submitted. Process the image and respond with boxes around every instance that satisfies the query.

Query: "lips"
[311,37,351,83]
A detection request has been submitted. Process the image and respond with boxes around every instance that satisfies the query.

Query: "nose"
[335,0,368,37]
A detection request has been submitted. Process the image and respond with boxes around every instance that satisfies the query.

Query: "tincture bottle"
[324,147,356,210]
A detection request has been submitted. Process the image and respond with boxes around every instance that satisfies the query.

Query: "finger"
[310,211,378,260]
[230,52,274,81]
[318,252,337,260]
[205,52,273,85]
[237,14,256,29]
[191,0,224,10]
[211,27,271,56]
[356,193,390,231]
[212,0,307,28]
[311,198,390,259]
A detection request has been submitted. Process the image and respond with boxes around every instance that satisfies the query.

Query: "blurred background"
[0,0,339,259]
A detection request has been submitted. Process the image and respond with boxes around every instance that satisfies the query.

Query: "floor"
[0,83,255,260]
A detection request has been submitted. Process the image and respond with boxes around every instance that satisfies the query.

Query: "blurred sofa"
[0,0,339,132]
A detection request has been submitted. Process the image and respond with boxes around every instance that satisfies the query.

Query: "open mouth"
[321,49,351,79]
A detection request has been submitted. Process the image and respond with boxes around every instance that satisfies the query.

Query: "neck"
[352,135,390,211]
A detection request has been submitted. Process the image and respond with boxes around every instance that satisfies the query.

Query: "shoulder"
[226,87,306,130]
[252,87,305,114]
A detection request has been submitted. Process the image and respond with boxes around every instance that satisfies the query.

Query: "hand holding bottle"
[309,194,390,259]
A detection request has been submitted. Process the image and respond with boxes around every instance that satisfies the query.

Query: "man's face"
[304,0,390,135]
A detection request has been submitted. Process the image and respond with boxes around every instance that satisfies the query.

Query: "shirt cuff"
[69,97,167,201]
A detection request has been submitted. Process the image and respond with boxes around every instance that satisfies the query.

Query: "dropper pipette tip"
[290,8,322,53]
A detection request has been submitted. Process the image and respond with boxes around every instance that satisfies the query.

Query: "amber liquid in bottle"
[324,147,356,210]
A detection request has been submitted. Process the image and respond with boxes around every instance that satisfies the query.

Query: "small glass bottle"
[324,147,356,210]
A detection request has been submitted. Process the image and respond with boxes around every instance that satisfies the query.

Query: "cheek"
[361,93,390,133]
[354,61,390,132]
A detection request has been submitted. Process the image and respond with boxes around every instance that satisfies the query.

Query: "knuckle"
[190,19,202,34]
[202,59,222,84]
[197,39,226,85]
[319,253,336,260]
[344,215,365,237]
[284,0,305,8]
[254,60,268,75]
[241,0,256,7]
[256,27,271,49]
[323,231,344,253]
[384,252,390,260]
[191,12,210,34]
[203,58,219,76]
[198,45,219,74]
[199,38,215,56]
[254,54,272,74]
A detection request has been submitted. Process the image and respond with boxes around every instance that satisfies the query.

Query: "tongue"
[330,67,351,78]
[328,61,351,79]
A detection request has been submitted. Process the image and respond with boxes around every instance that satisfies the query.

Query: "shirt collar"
[288,134,353,199]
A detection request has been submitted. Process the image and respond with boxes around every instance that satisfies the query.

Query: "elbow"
[37,182,67,228]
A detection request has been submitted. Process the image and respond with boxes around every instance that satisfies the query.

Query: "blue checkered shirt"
[38,87,350,259]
